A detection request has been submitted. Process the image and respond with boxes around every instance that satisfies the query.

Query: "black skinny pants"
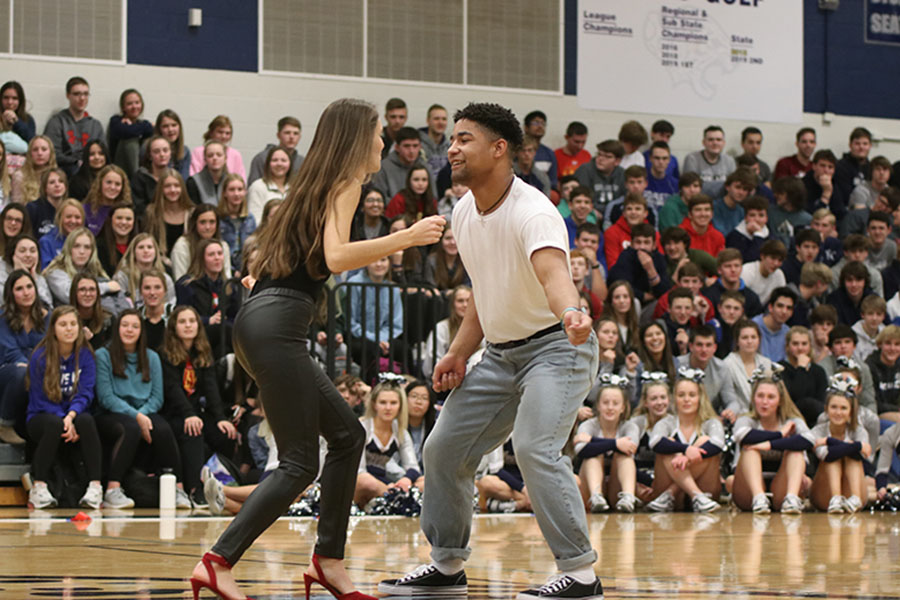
[95,412,182,482]
[27,412,102,482]
[212,288,365,564]
[169,414,236,492]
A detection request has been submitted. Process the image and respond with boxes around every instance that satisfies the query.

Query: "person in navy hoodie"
[607,223,670,303]
[0,270,48,445]
[725,196,771,263]
[25,305,103,509]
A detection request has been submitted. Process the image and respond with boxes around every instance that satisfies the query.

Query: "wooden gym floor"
[1,508,898,599]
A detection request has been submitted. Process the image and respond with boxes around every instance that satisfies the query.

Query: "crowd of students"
[2,76,900,515]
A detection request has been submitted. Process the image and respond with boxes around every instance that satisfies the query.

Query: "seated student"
[701,248,763,320]
[94,309,191,509]
[866,325,900,421]
[574,375,640,513]
[741,239,787,305]
[660,226,716,281]
[725,195,771,262]
[475,436,532,514]
[774,127,816,180]
[803,149,847,221]
[186,141,228,206]
[0,235,52,308]
[572,222,608,302]
[555,122,591,179]
[247,116,303,186]
[175,239,240,359]
[13,135,57,206]
[170,205,233,282]
[27,168,68,237]
[217,174,256,275]
[780,229,823,287]
[113,234,177,307]
[43,227,127,313]
[683,125,736,198]
[673,325,735,414]
[25,306,103,509]
[604,165,656,227]
[355,379,421,510]
[0,270,49,445]
[786,262,831,327]
[819,325,877,411]
[556,175,585,220]
[602,281,640,349]
[618,120,648,169]
[107,89,153,179]
[852,295,886,364]
[644,141,680,211]
[810,207,844,260]
[627,376,672,501]
[604,192,659,268]
[607,223,670,304]
[738,127,772,185]
[161,305,238,507]
[810,304,837,363]
[810,377,872,513]
[849,155,892,210]
[138,269,173,352]
[347,256,404,383]
[247,146,292,225]
[131,136,172,215]
[423,225,468,300]
[574,139,625,223]
[95,202,137,278]
[735,154,775,202]
[779,326,828,426]
[841,186,899,241]
[865,211,895,272]
[769,176,811,247]
[69,273,113,350]
[385,165,438,223]
[661,287,697,356]
[404,380,435,480]
[570,249,602,320]
[351,187,391,243]
[634,321,678,396]
[829,234,884,297]
[828,261,874,327]
[82,165,131,236]
[373,126,433,200]
[658,171,702,232]
[653,262,715,324]
[643,119,679,176]
[38,198,85,269]
[679,194,724,257]
[591,317,630,384]
[646,368,724,513]
[0,203,33,258]
[713,168,756,237]
[729,368,813,514]
[565,186,598,248]
[711,290,746,359]
[513,135,551,197]
[876,422,900,501]
[721,319,774,419]
[751,286,796,363]
[820,364,882,465]
[189,115,245,180]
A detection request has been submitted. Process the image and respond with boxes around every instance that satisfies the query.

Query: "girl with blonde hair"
[82,164,131,235]
[11,135,56,204]
[113,233,176,306]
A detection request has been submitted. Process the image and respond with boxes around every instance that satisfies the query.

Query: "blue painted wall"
[127,0,257,72]
[565,0,900,120]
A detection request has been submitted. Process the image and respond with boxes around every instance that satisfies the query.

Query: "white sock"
[562,566,596,584]
[88,481,102,490]
[33,481,47,490]
[433,558,464,575]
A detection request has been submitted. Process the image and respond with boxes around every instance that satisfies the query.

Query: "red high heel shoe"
[190,552,255,600]
[303,554,375,600]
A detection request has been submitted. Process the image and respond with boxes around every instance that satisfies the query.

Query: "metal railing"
[324,281,443,381]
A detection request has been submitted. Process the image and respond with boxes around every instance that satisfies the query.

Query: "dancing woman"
[189,98,445,600]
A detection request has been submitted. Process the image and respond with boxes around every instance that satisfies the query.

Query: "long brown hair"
[69,273,110,334]
[252,99,379,281]
[98,202,136,268]
[602,280,639,347]
[145,169,191,254]
[398,165,436,222]
[161,305,214,368]
[28,306,91,403]
[0,203,32,256]
[84,164,131,213]
[154,109,185,160]
[447,285,470,341]
[2,269,45,334]
[108,308,151,382]
[186,238,225,282]
[430,226,465,290]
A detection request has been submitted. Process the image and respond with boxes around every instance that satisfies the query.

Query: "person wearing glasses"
[43,76,104,177]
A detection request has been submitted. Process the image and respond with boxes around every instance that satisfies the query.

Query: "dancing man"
[380,103,602,599]
[189,98,445,600]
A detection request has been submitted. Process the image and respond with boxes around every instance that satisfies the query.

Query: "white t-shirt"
[740,261,786,306]
[453,176,569,344]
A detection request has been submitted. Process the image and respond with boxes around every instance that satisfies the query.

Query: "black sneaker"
[190,487,209,509]
[516,575,603,600]
[378,564,467,596]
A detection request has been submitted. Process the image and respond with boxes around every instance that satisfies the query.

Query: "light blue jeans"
[421,330,599,571]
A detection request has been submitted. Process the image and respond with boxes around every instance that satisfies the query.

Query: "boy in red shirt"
[604,193,659,268]
[679,194,725,256]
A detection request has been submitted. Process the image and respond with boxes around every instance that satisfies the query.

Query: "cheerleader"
[646,368,724,513]
[730,367,813,514]
[876,422,900,501]
[627,372,672,501]
[573,373,639,513]
[809,374,871,513]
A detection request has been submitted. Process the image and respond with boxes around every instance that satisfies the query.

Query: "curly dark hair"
[453,103,523,154]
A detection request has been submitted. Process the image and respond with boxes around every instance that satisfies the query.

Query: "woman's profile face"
[367,121,384,175]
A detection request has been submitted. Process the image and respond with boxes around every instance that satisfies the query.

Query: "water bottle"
[159,468,176,510]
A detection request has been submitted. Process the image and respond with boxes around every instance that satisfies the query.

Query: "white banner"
[577,0,802,123]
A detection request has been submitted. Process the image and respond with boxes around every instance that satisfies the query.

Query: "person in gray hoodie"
[247,116,304,186]
[43,77,104,177]
[574,139,625,225]
[418,104,450,181]
[372,126,434,199]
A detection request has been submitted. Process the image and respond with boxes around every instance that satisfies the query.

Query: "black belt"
[490,323,563,350]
